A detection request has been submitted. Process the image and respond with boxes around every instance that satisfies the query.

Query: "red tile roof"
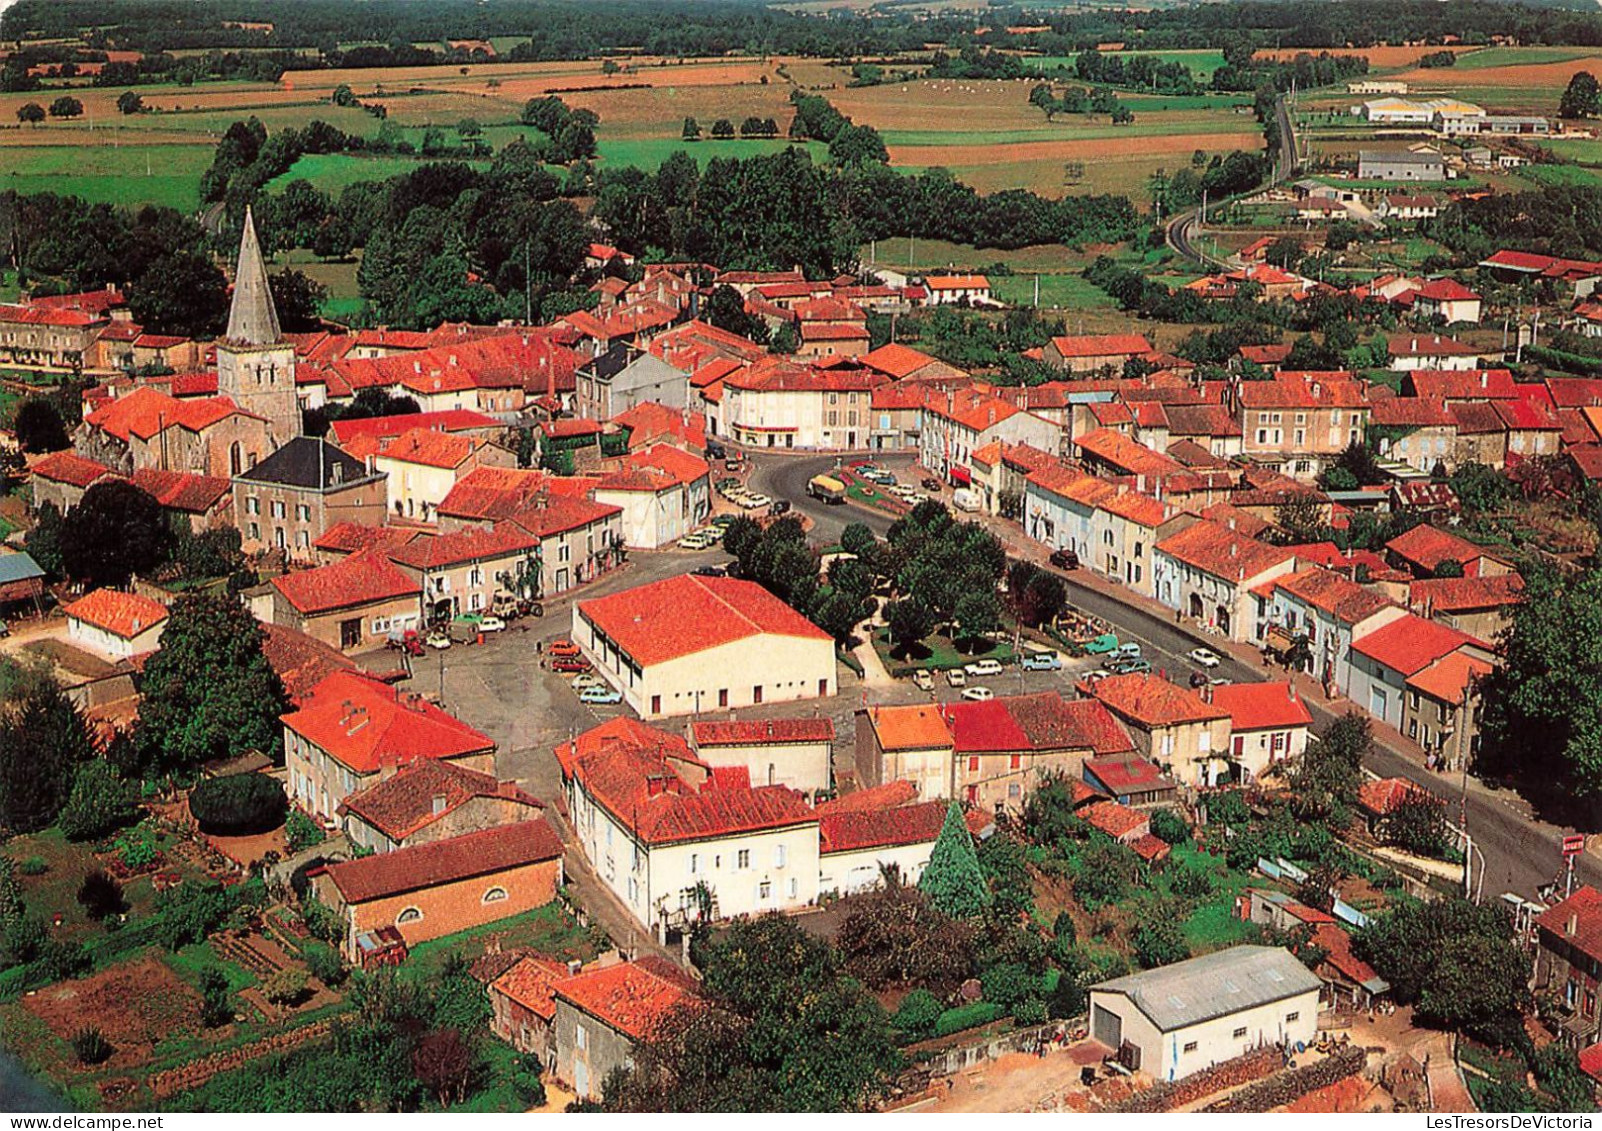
[29,450,112,488]
[1386,524,1492,572]
[1082,799,1147,839]
[863,703,955,752]
[578,574,830,667]
[374,427,487,470]
[313,522,423,556]
[1130,833,1171,862]
[490,955,570,1021]
[553,958,700,1041]
[128,468,230,514]
[85,386,259,441]
[1081,673,1229,728]
[819,800,990,854]
[1387,333,1481,358]
[1537,886,1602,967]
[1368,397,1455,428]
[861,342,943,379]
[1156,519,1296,582]
[337,758,539,841]
[1270,567,1396,625]
[1084,755,1172,794]
[0,303,105,328]
[283,670,494,774]
[691,718,834,747]
[1416,279,1478,302]
[272,551,422,615]
[64,588,167,639]
[1352,614,1475,677]
[1075,428,1184,480]
[1406,650,1492,707]
[259,623,357,706]
[324,819,561,904]
[1050,333,1153,359]
[1410,573,1523,613]
[1447,400,1506,434]
[811,780,917,816]
[504,492,620,540]
[385,524,538,571]
[1208,681,1313,732]
[1357,776,1429,817]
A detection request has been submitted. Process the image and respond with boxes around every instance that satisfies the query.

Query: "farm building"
[1358,149,1446,182]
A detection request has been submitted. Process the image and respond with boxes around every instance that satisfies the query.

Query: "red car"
[548,638,581,658]
[552,655,592,673]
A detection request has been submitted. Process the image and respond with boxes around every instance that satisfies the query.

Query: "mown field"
[1023,49,1228,78]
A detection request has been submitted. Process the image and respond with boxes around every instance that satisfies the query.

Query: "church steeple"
[226,206,282,346]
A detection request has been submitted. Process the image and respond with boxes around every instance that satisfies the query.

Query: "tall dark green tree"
[136,594,288,775]
[0,678,94,832]
[1562,71,1601,119]
[59,480,172,587]
[918,802,991,919]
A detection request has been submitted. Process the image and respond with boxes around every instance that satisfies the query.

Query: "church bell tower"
[216,207,299,449]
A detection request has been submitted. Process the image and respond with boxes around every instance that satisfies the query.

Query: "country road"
[752,448,1589,903]
[1166,94,1298,266]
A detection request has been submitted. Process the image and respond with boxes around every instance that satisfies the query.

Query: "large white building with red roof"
[574,574,836,719]
[590,444,711,549]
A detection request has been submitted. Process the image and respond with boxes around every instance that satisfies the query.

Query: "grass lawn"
[1453,46,1596,69]
[265,151,489,195]
[276,250,362,320]
[1522,164,1602,189]
[0,269,20,303]
[872,626,1016,673]
[1163,843,1257,953]
[1024,50,1227,79]
[1542,138,1602,166]
[2,145,212,212]
[992,272,1117,311]
[402,900,597,984]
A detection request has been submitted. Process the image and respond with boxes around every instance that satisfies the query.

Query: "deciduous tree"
[59,479,172,587]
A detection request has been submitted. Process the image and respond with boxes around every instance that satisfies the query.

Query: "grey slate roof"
[1358,149,1443,166]
[226,206,282,347]
[0,552,45,585]
[1091,945,1320,1032]
[234,436,377,490]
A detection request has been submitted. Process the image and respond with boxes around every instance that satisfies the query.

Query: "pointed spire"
[226,206,282,346]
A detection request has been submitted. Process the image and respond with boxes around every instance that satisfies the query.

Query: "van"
[952,488,980,513]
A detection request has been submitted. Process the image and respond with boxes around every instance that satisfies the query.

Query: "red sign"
[1564,834,1586,857]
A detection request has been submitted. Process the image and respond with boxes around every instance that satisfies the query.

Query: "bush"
[1013,996,1048,1026]
[58,759,138,841]
[285,810,326,854]
[510,1052,546,1107]
[153,880,230,950]
[980,962,1036,1009]
[76,870,126,920]
[1052,911,1076,946]
[300,895,343,944]
[1149,808,1191,845]
[1172,867,1214,899]
[263,968,308,1006]
[71,1027,112,1065]
[39,940,88,982]
[18,857,46,876]
[188,773,288,835]
[113,826,157,871]
[934,1001,1005,1038]
[304,942,348,988]
[198,966,235,1028]
[892,988,942,1038]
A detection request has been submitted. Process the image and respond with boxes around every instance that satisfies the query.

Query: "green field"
[992,272,1118,311]
[1024,49,1227,78]
[1542,138,1602,166]
[266,151,490,195]
[2,145,212,211]
[1521,164,1602,188]
[1453,46,1595,69]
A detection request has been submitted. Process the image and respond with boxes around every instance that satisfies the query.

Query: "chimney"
[646,775,668,797]
[1480,371,1488,389]
[1569,912,1580,937]
[432,794,448,815]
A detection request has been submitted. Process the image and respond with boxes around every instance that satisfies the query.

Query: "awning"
[949,465,972,485]
[1265,627,1295,652]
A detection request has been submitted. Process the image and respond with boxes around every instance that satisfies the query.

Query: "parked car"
[1108,657,1152,675]
[912,670,934,691]
[572,673,605,690]
[1083,633,1119,654]
[705,440,726,460]
[679,532,715,550]
[725,457,744,471]
[945,668,967,688]
[741,493,772,509]
[1084,668,1112,682]
[1188,647,1222,668]
[425,631,451,650]
[907,492,929,505]
[579,686,623,705]
[1113,642,1143,660]
[961,686,994,702]
[711,513,736,528]
[887,483,916,498]
[1021,650,1062,671]
[387,630,424,657]
[548,638,581,657]
[552,656,592,674]
[964,659,1005,677]
[1049,548,1079,570]
[921,477,944,492]
[770,499,791,516]
[474,616,506,633]
[693,565,727,578]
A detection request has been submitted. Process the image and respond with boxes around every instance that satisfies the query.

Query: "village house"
[968,441,1057,516]
[1257,567,1407,693]
[1153,519,1299,642]
[269,550,423,652]
[1377,194,1440,222]
[591,445,711,550]
[283,669,496,820]
[574,574,836,719]
[385,524,540,623]
[1448,402,1511,468]
[337,758,544,855]
[574,344,689,421]
[77,386,272,480]
[551,957,700,1099]
[1207,681,1313,783]
[859,342,965,384]
[28,450,114,513]
[1072,428,1185,486]
[1233,374,1369,480]
[719,356,885,450]
[1534,886,1602,1049]
[558,717,820,934]
[1402,368,1516,403]
[128,468,233,533]
[488,955,570,1064]
[1024,464,1118,565]
[1345,613,1494,748]
[922,274,993,306]
[312,819,563,962]
[688,717,835,799]
[64,588,167,659]
[233,437,388,562]
[1411,279,1481,325]
[1385,524,1512,580]
[1079,674,1234,788]
[1368,398,1459,473]
[1090,489,1183,598]
[854,692,1135,811]
[371,427,516,523]
[1089,946,1321,1081]
[438,470,624,597]
[1387,333,1486,372]
[816,793,994,895]
[1496,398,1563,461]
[1402,648,1491,772]
[1043,333,1155,375]
[1409,574,1524,640]
[919,388,1059,488]
[1082,754,1176,806]
[0,302,109,370]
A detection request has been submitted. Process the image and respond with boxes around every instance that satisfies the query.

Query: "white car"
[964,659,1004,677]
[945,668,966,688]
[741,493,772,509]
[912,670,934,691]
[1083,668,1111,682]
[1188,647,1222,668]
[476,616,506,633]
[887,483,916,498]
[907,492,929,504]
[961,686,994,702]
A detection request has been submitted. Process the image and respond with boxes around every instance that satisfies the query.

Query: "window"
[759,880,772,900]
[296,504,310,521]
[247,497,260,515]
[576,1023,588,1050]
[1010,753,1021,771]
[775,844,787,868]
[787,877,798,898]
[1183,1041,1198,1053]
[752,685,763,704]
[969,756,980,773]
[718,688,728,708]
[270,500,285,519]
[1232,1027,1248,1039]
[483,886,508,904]
[737,849,750,869]
[1285,1011,1300,1022]
[690,853,699,874]
[249,522,259,540]
[651,695,661,714]
[397,907,423,924]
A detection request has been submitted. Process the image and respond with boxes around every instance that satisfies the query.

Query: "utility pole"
[524,238,532,325]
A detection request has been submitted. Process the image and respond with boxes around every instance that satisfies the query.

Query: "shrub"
[935,1001,1005,1037]
[58,760,138,841]
[1149,808,1191,846]
[71,1027,112,1065]
[18,857,46,877]
[76,870,126,920]
[1172,866,1214,899]
[1132,915,1191,970]
[300,895,343,944]
[510,1052,546,1107]
[304,942,348,987]
[39,940,88,982]
[153,881,230,950]
[892,988,942,1038]
[198,966,235,1028]
[980,962,1036,1009]
[188,773,288,835]
[263,968,308,1006]
[285,809,325,854]
[1013,996,1048,1026]
[1051,911,1076,946]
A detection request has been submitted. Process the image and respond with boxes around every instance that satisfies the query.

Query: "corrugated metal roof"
[1091,945,1320,1032]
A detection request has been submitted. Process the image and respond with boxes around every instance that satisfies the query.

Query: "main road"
[753,450,1587,903]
